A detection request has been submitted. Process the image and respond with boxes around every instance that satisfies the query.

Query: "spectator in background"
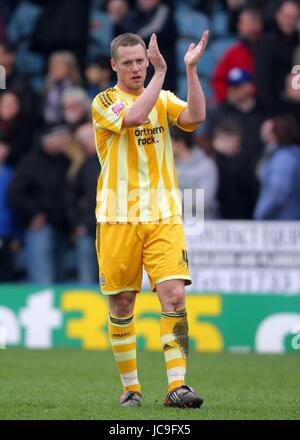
[0,42,39,118]
[0,42,16,88]
[254,115,300,220]
[212,120,259,219]
[190,0,248,18]
[107,0,131,30]
[115,0,178,91]
[223,0,281,33]
[294,43,300,64]
[189,0,227,16]
[84,57,114,99]
[62,87,91,131]
[171,126,219,220]
[277,72,300,124]
[206,67,264,180]
[3,0,29,23]
[226,0,248,33]
[29,0,90,68]
[226,0,247,7]
[212,5,264,103]
[259,117,278,153]
[0,135,20,281]
[255,0,300,116]
[43,51,82,124]
[9,124,71,284]
[65,123,100,284]
[0,90,35,167]
[61,87,92,177]
[0,0,6,42]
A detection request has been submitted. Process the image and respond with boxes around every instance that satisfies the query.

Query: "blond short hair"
[47,51,82,87]
[111,33,147,59]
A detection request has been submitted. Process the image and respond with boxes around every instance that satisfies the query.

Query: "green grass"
[0,349,299,420]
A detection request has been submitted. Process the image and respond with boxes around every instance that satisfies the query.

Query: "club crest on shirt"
[111,102,125,117]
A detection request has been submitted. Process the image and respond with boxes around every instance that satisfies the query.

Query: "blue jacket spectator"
[0,163,15,238]
[0,135,20,281]
[254,115,300,220]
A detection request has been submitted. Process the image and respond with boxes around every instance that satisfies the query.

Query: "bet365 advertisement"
[0,286,300,353]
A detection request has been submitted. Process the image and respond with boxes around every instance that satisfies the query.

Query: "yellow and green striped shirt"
[92,85,196,223]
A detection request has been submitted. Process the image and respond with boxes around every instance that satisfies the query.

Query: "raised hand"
[184,30,209,67]
[147,33,167,73]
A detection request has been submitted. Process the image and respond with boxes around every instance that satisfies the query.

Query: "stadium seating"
[92,0,106,9]
[176,39,190,74]
[198,49,218,78]
[176,39,217,77]
[211,10,229,37]
[176,74,215,108]
[87,8,112,60]
[210,37,238,60]
[8,0,42,43]
[12,43,45,90]
[7,0,45,81]
[175,5,210,40]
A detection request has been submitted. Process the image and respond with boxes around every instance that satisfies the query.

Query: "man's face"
[107,0,129,23]
[276,1,300,36]
[85,64,110,85]
[260,119,276,145]
[111,44,148,94]
[0,47,15,70]
[42,132,70,155]
[237,11,263,42]
[138,0,160,12]
[63,97,86,124]
[0,142,9,163]
[49,57,70,82]
[0,92,20,121]
[75,123,96,156]
[213,133,241,157]
[228,82,255,104]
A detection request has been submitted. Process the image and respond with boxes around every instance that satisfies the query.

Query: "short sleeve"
[166,90,197,132]
[92,90,128,135]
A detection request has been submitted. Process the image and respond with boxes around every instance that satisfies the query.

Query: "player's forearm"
[185,65,206,124]
[123,70,166,127]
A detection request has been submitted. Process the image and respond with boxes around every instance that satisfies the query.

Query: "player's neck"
[116,81,144,96]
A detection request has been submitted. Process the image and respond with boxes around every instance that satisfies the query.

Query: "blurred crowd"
[0,0,300,284]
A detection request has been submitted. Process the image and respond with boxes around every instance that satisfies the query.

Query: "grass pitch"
[0,348,299,420]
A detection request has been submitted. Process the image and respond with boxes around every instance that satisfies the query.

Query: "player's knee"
[109,291,135,317]
[164,287,185,311]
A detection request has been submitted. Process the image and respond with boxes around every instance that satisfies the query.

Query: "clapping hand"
[184,30,209,67]
[147,33,167,73]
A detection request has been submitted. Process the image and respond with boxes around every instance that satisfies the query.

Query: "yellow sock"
[160,309,189,392]
[108,314,141,393]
